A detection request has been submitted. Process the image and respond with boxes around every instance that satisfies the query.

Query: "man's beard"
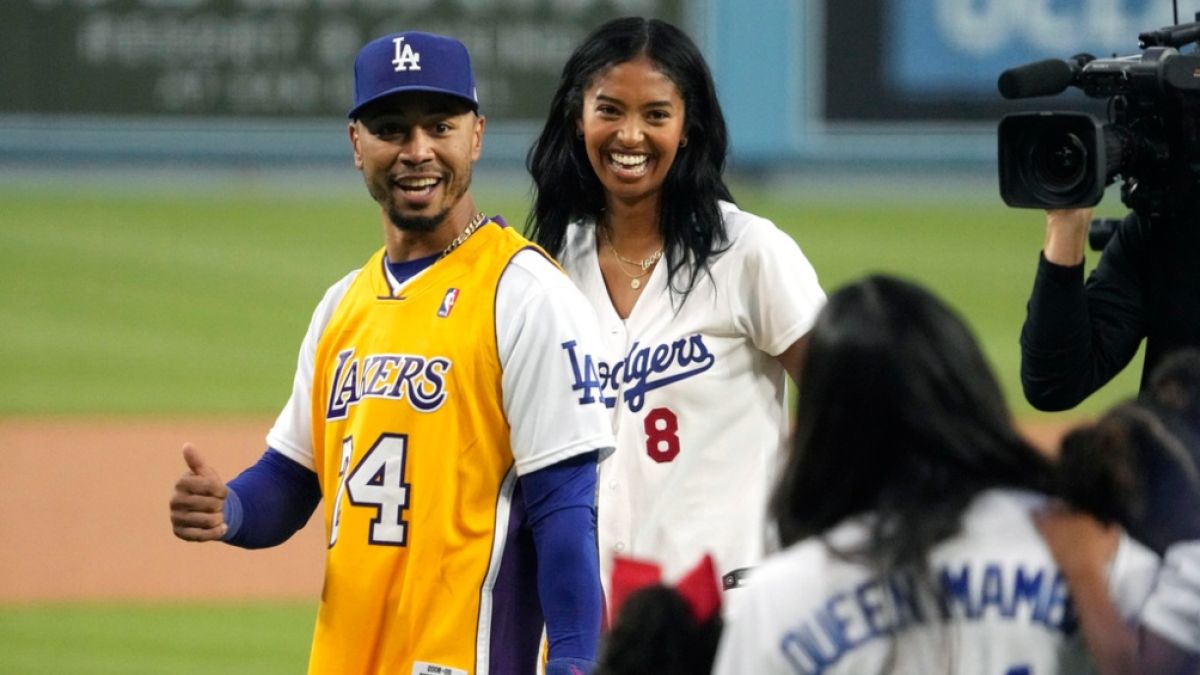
[386,207,446,233]
[374,166,472,234]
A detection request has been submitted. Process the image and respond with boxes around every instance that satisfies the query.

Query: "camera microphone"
[1140,23,1200,48]
[998,54,1095,99]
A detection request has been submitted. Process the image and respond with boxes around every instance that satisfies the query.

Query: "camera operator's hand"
[1043,208,1094,266]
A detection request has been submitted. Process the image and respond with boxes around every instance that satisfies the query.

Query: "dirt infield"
[0,417,1078,603]
[0,418,324,603]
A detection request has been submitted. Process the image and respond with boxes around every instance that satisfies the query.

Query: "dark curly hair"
[1057,399,1200,554]
[593,585,723,675]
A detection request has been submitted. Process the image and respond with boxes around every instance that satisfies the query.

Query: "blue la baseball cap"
[349,31,479,119]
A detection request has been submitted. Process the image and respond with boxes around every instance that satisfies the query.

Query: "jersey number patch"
[643,407,681,463]
[328,433,412,548]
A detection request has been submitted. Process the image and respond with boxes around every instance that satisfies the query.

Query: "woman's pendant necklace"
[599,225,662,290]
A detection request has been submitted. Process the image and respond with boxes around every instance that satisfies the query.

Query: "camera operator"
[998,20,1200,410]
[1020,197,1200,411]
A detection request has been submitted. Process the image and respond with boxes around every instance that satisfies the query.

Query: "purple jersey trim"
[477,454,602,670]
[486,478,544,674]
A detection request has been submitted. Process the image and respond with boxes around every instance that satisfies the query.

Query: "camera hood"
[999,112,1109,209]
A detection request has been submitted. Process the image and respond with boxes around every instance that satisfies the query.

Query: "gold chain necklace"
[598,225,663,290]
[440,212,487,260]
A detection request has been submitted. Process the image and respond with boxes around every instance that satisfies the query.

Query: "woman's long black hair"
[526,16,733,298]
[771,275,1055,574]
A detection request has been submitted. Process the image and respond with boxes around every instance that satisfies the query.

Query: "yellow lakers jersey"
[307,223,543,675]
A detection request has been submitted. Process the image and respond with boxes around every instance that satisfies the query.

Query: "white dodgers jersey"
[712,490,1161,675]
[557,201,826,595]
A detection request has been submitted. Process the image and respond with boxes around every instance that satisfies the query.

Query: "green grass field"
[0,170,1143,672]
[0,601,314,674]
[0,172,1140,419]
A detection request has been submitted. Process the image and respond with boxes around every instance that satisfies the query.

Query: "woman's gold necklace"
[599,226,663,290]
[440,211,487,259]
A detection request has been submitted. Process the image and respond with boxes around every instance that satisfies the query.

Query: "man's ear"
[472,114,486,162]
[348,121,364,169]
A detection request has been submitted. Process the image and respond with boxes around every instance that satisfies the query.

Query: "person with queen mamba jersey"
[168,31,614,675]
[525,17,826,610]
[712,275,1159,675]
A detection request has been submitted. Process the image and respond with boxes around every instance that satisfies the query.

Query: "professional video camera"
[997,12,1200,215]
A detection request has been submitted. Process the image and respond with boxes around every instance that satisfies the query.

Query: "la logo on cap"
[348,31,478,118]
[392,36,421,72]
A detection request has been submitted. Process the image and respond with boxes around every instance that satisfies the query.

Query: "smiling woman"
[578,55,686,213]
[525,16,827,614]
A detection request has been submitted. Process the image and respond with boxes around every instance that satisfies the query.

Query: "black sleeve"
[1020,213,1148,411]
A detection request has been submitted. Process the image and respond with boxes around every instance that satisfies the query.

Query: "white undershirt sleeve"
[496,249,616,475]
[265,271,358,471]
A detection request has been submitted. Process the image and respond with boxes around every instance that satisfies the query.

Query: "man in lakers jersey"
[168,31,615,675]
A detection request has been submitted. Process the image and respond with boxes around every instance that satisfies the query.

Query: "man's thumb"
[182,443,209,476]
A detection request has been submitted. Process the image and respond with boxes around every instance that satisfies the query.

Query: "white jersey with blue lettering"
[1140,540,1200,653]
[712,489,1161,675]
[557,200,826,597]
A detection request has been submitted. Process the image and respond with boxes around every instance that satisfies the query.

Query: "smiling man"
[169,32,615,675]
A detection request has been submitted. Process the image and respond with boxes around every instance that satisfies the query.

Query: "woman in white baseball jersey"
[526,17,826,599]
[712,275,1160,675]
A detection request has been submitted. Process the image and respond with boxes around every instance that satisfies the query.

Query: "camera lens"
[1027,131,1088,194]
[999,112,1105,208]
